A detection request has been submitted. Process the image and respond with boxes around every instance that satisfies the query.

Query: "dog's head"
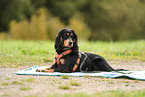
[55,28,79,54]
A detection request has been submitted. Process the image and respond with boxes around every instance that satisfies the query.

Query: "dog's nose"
[69,42,72,45]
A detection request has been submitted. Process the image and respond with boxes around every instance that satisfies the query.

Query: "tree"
[0,0,33,32]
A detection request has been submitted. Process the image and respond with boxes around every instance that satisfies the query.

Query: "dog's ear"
[54,30,64,54]
[71,30,79,54]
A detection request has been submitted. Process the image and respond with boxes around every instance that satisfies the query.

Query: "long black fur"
[51,28,115,72]
[54,29,79,54]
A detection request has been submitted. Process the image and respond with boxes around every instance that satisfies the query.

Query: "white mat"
[15,66,145,81]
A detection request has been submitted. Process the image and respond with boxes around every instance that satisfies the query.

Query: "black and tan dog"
[37,28,115,72]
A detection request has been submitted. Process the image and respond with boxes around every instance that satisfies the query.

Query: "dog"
[37,28,115,73]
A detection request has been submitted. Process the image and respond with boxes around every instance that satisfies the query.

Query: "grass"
[0,40,145,67]
[0,40,54,67]
[20,86,31,91]
[62,75,69,79]
[5,77,10,80]
[46,89,145,97]
[70,80,81,86]
[58,85,71,90]
[24,95,38,97]
[94,89,145,97]
[79,40,145,61]
[83,75,91,78]
[1,94,9,97]
[22,78,34,83]
[2,82,9,86]
[11,81,24,85]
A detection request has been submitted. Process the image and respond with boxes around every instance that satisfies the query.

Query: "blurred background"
[0,0,145,41]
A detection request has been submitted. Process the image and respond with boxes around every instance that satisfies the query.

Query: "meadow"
[0,40,145,97]
[0,40,145,67]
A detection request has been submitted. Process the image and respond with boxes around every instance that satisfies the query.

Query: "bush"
[9,8,65,40]
[0,32,9,40]
[84,0,145,41]
[9,8,92,40]
[68,15,92,40]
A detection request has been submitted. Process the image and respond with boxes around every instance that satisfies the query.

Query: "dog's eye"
[70,33,74,38]
[67,33,69,36]
[71,33,73,36]
[63,33,69,40]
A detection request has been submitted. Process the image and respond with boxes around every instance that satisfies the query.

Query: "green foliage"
[8,7,90,40]
[1,0,145,41]
[101,0,145,41]
[0,32,9,40]
[9,8,65,40]
[0,0,33,31]
[68,15,92,40]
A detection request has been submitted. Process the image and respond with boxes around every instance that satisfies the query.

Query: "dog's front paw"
[36,69,45,72]
[36,69,40,72]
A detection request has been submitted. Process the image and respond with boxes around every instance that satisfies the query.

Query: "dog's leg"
[43,69,54,72]
[36,68,54,72]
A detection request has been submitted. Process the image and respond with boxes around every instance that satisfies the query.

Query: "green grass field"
[0,40,145,67]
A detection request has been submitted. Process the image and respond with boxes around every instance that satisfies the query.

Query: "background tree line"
[0,0,145,41]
